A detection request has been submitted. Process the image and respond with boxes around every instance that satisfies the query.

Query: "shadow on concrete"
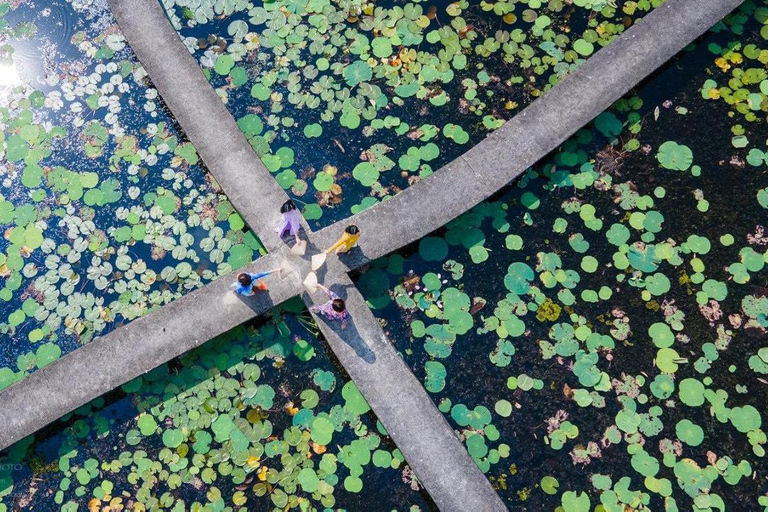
[337,247,369,270]
[334,315,376,364]
[307,284,377,365]
[234,287,277,314]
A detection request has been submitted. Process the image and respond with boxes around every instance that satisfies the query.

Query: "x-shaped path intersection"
[0,0,742,508]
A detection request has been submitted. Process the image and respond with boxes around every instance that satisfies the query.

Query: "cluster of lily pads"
[162,0,663,226]
[357,2,768,509]
[0,0,263,388]
[0,303,433,511]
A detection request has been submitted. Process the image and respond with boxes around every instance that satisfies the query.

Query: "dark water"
[161,0,661,227]
[0,0,261,388]
[2,0,767,510]
[0,303,437,511]
[355,2,768,509]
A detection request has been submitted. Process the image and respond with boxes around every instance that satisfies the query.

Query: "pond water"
[355,2,768,509]
[0,302,436,510]
[0,0,262,390]
[161,0,663,228]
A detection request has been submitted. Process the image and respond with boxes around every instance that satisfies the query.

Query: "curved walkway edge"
[108,0,292,251]
[311,0,745,268]
[305,271,506,511]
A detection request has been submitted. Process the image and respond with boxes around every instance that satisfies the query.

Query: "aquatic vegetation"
[0,304,434,511]
[2,0,766,508]
[356,2,768,508]
[0,0,262,387]
[162,0,663,226]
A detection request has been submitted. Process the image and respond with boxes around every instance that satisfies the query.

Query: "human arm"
[316,284,337,300]
[249,269,280,280]
[324,237,345,254]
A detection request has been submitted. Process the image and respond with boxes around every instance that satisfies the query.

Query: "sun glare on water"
[0,62,22,87]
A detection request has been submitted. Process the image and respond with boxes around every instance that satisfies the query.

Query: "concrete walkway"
[0,0,743,509]
[0,252,301,450]
[306,270,505,511]
[108,0,292,251]
[311,0,744,268]
[109,0,507,508]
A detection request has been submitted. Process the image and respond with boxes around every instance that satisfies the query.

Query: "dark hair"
[345,225,359,235]
[281,200,296,213]
[331,298,346,313]
[238,273,252,286]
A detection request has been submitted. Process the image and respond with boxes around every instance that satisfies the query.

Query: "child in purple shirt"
[311,284,348,328]
[276,200,301,243]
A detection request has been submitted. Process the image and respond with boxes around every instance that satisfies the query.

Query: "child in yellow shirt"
[325,225,360,254]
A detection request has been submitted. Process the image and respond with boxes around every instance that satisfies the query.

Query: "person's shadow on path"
[304,283,376,365]
[332,312,376,364]
[263,234,376,364]
[234,290,276,314]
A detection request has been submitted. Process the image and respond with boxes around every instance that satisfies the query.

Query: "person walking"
[312,225,360,270]
[276,200,301,243]
[310,283,348,329]
[325,225,360,254]
[277,199,307,255]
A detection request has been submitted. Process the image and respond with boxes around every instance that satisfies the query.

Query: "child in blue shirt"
[231,269,279,296]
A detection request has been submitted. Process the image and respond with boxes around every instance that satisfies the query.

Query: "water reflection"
[0,62,21,87]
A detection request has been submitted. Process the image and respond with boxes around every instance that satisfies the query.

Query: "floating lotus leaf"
[494,399,512,418]
[657,141,693,171]
[313,171,335,192]
[304,123,323,138]
[424,361,446,392]
[676,419,705,446]
[573,39,594,56]
[419,237,449,261]
[214,54,235,75]
[352,162,379,186]
[342,381,371,414]
[343,61,373,87]
[631,450,660,477]
[137,415,157,436]
[162,428,185,448]
[561,491,590,512]
[730,405,762,433]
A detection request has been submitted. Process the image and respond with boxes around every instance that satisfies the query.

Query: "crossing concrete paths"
[0,0,744,509]
[109,0,508,508]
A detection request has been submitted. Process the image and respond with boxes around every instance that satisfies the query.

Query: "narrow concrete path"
[305,270,506,511]
[0,252,301,450]
[109,1,509,507]
[0,3,743,510]
[312,0,744,268]
[108,0,293,251]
